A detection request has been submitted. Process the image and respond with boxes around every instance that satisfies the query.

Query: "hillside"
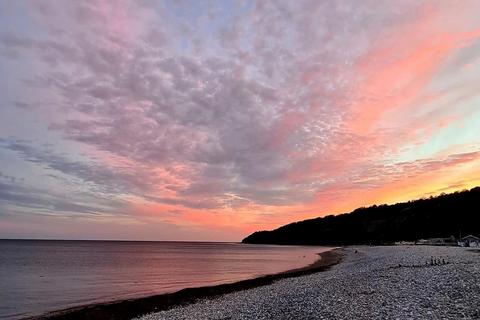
[242,187,480,245]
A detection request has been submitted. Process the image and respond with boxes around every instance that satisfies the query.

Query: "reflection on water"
[0,240,330,319]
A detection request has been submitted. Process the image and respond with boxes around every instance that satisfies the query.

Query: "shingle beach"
[137,246,480,320]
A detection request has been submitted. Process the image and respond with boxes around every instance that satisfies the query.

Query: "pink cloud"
[2,1,480,240]
[346,13,480,135]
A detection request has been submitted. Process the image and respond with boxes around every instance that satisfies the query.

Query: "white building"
[458,235,480,247]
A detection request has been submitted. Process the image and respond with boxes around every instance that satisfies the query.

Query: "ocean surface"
[0,240,330,319]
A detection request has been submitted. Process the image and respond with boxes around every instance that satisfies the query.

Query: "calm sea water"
[0,240,330,319]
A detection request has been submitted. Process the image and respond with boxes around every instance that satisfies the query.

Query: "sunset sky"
[1,0,480,241]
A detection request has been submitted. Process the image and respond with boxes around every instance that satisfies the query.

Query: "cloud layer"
[1,0,480,240]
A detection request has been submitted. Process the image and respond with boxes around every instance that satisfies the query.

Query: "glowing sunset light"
[1,0,480,241]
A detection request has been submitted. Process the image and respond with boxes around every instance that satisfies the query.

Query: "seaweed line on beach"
[27,249,344,320]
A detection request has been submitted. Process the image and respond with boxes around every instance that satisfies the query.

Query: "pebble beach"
[137,246,480,320]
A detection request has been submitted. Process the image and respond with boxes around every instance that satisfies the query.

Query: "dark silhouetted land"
[242,187,480,245]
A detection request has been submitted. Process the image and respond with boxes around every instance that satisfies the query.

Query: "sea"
[0,240,331,319]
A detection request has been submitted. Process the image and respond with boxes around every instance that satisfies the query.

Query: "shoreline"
[139,245,480,320]
[29,248,344,320]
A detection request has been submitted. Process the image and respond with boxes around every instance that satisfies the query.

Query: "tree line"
[242,187,480,245]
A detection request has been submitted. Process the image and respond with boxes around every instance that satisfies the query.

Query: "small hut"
[459,235,480,247]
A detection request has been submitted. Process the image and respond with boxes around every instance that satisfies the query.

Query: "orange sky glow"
[1,1,480,241]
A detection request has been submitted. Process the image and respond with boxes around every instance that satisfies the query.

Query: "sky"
[1,0,480,241]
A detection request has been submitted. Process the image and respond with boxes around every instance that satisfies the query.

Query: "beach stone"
[136,246,480,320]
